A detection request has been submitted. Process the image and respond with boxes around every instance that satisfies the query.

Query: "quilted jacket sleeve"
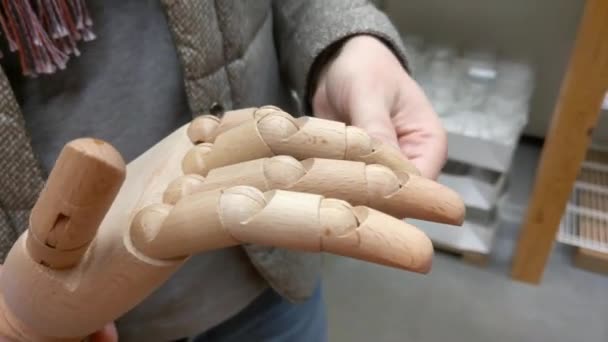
[271,0,410,113]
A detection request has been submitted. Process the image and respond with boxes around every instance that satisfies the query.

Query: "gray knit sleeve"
[271,0,410,112]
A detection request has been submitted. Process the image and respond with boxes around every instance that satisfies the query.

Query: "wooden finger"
[187,106,282,144]
[182,119,274,175]
[323,202,433,273]
[182,143,215,175]
[364,164,465,225]
[184,109,420,176]
[347,128,420,176]
[163,174,207,205]
[28,138,126,269]
[187,115,220,144]
[131,190,239,259]
[130,186,434,273]
[254,111,420,175]
[166,156,464,224]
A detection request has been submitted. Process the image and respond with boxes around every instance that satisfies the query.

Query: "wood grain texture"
[173,156,464,224]
[28,139,126,269]
[186,109,420,176]
[186,118,275,175]
[0,105,464,340]
[511,0,608,284]
[187,106,281,143]
[132,186,434,273]
[187,115,220,144]
[258,113,347,159]
[0,126,194,340]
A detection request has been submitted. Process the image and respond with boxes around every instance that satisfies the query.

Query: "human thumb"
[348,96,400,150]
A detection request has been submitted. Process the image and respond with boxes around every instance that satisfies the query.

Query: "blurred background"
[321,1,608,341]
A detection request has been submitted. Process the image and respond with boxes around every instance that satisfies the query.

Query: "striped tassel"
[0,0,94,77]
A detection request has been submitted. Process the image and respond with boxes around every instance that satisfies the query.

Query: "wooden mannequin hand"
[183,106,463,226]
[312,35,447,179]
[0,106,464,341]
[175,106,464,258]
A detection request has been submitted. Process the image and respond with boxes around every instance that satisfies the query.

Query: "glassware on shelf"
[400,36,536,145]
[451,50,498,114]
[495,60,535,103]
[485,60,535,145]
[420,44,459,116]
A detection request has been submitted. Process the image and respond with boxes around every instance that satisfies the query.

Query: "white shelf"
[445,132,519,173]
[439,163,507,211]
[419,165,505,254]
[408,215,499,254]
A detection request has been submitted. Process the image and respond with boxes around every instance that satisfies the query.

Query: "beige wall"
[380,0,585,138]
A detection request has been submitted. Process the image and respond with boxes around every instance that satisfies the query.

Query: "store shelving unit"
[409,163,510,259]
[378,0,608,282]
[402,38,533,261]
[439,165,507,212]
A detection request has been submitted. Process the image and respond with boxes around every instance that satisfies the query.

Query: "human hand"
[0,264,118,342]
[312,35,447,179]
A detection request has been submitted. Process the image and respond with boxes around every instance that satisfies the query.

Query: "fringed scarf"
[0,0,94,77]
